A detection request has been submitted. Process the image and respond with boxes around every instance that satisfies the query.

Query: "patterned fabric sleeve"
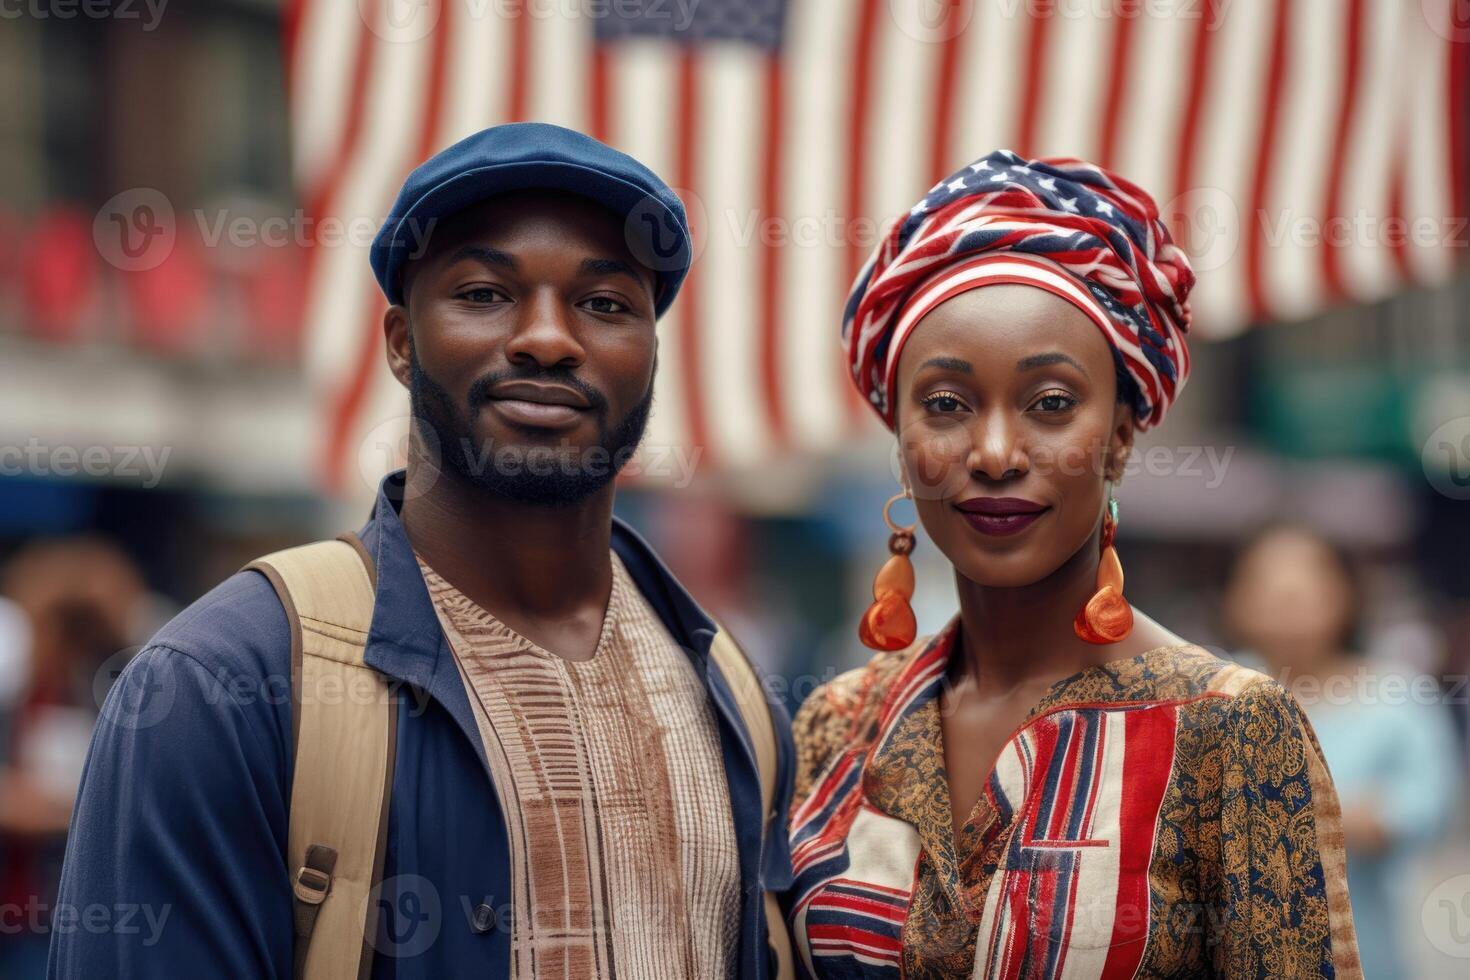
[791,678,860,812]
[1212,680,1363,979]
[790,649,908,812]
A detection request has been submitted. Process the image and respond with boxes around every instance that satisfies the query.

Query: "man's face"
[385,190,659,506]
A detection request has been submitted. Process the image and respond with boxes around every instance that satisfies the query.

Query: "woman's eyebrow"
[919,356,973,373]
[1017,351,1089,376]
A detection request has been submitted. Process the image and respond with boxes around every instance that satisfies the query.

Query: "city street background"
[1,1,1469,976]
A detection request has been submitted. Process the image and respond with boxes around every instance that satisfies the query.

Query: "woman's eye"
[1031,390,1077,412]
[583,296,628,315]
[459,287,507,304]
[920,392,967,414]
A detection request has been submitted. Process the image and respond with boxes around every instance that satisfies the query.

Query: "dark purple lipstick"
[953,496,1050,537]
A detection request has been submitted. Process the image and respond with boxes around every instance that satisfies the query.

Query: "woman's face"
[892,284,1135,589]
[1224,528,1356,664]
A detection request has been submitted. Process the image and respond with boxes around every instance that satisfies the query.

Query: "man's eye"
[583,296,627,314]
[459,287,506,304]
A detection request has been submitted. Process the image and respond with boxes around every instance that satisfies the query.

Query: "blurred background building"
[1,0,1469,976]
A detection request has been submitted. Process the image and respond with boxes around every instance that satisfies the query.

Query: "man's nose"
[504,291,586,369]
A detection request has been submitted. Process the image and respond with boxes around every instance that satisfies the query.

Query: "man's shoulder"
[86,569,296,797]
[141,567,292,686]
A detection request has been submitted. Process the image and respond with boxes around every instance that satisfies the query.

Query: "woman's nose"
[966,412,1028,482]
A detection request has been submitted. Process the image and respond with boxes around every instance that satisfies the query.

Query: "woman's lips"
[954,497,1050,537]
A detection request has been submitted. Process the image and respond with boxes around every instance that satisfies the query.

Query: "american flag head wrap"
[842,149,1194,431]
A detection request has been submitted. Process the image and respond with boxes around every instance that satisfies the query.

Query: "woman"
[787,152,1362,978]
[1225,525,1459,979]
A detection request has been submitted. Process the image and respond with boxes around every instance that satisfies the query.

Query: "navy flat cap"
[370,122,691,317]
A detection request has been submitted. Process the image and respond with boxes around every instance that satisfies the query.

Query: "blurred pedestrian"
[1226,524,1462,979]
[0,538,146,979]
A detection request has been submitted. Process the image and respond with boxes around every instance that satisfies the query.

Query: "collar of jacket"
[353,469,722,763]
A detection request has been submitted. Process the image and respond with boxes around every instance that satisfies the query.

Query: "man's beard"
[408,345,653,507]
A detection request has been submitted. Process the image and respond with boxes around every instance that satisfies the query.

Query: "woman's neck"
[950,525,1163,697]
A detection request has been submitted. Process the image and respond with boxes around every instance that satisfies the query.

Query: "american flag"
[286,0,1468,493]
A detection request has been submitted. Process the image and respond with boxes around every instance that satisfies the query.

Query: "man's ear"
[1106,401,1136,483]
[384,305,412,389]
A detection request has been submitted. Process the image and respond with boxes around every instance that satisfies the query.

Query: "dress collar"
[860,617,1211,916]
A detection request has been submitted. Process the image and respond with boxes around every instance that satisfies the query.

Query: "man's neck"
[398,460,616,622]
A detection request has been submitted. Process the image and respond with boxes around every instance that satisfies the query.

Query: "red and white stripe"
[288,0,1468,494]
[973,704,1179,979]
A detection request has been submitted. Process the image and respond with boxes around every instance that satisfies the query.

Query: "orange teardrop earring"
[859,490,918,651]
[1074,486,1134,644]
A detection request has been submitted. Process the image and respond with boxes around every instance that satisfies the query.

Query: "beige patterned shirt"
[419,553,740,979]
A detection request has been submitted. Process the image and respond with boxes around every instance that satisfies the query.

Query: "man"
[50,123,795,978]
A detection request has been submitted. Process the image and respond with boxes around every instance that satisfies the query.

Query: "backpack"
[249,535,795,980]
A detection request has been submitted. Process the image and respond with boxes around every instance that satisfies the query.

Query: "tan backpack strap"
[248,535,396,980]
[709,626,795,980]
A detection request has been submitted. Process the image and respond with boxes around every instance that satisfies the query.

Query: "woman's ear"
[890,438,914,499]
[1105,402,1136,483]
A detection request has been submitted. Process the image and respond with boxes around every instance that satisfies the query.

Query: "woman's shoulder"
[789,637,931,805]
[1092,639,1283,706]
[1120,643,1327,754]
[1106,612,1268,696]
[798,644,913,724]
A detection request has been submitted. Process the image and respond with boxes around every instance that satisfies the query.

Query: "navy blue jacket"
[49,472,795,978]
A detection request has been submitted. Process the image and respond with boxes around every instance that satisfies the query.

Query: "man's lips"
[486,381,592,409]
[953,496,1050,536]
[483,381,592,428]
[488,400,583,427]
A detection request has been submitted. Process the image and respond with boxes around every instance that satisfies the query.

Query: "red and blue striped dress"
[787,620,1362,979]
